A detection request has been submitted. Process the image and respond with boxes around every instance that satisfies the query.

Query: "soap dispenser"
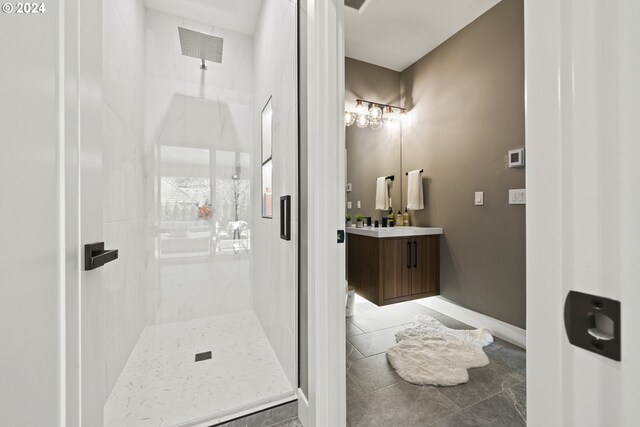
[403,208,410,226]
[396,210,403,226]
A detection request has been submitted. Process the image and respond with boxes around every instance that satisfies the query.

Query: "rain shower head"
[178,27,224,70]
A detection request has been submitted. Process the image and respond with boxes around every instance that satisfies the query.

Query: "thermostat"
[508,148,525,168]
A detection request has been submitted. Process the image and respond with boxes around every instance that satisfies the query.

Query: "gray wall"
[400,0,525,328]
[345,58,402,220]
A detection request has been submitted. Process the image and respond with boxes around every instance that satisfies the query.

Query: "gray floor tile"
[346,340,365,370]
[436,358,525,408]
[509,381,527,421]
[219,402,297,427]
[346,319,364,337]
[347,373,366,401]
[350,302,441,333]
[429,390,526,427]
[487,342,526,373]
[347,353,401,393]
[269,418,302,427]
[347,381,460,427]
[432,313,475,330]
[347,324,410,357]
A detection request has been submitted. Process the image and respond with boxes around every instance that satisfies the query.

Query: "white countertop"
[345,226,443,238]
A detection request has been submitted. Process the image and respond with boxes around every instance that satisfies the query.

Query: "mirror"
[345,58,402,222]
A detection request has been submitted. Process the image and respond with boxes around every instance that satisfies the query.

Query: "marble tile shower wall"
[84,0,147,422]
[252,0,299,389]
[144,10,255,324]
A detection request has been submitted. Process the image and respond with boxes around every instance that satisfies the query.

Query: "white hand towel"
[375,176,389,210]
[407,170,424,210]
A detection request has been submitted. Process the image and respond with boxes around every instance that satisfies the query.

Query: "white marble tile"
[104,311,294,426]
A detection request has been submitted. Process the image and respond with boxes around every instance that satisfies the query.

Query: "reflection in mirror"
[160,146,212,259]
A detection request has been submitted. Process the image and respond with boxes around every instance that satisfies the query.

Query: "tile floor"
[346,296,526,427]
[104,311,294,426]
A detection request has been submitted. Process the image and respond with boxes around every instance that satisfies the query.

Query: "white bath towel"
[407,169,424,210]
[375,176,389,210]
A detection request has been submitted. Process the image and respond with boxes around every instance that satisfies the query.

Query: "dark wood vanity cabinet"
[347,233,440,306]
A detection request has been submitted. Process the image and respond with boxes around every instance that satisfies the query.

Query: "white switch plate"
[347,201,352,209]
[346,183,352,192]
[357,200,361,209]
[509,189,526,204]
[475,191,484,205]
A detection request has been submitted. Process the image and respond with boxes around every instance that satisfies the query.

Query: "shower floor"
[104,311,294,426]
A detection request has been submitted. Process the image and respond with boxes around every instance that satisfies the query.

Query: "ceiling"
[345,0,501,72]
[144,0,264,35]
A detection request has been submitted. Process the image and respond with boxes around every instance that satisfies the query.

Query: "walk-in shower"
[86,0,300,425]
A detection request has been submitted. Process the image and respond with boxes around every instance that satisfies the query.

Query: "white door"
[526,0,640,425]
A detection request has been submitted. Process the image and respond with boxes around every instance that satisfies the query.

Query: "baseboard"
[416,296,527,349]
[297,388,309,427]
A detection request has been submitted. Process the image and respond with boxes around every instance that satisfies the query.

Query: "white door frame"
[301,0,347,426]
[526,0,640,425]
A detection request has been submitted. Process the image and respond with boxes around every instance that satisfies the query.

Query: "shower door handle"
[280,195,291,241]
[84,242,119,271]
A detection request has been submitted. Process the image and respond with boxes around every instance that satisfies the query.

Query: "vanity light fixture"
[345,99,406,129]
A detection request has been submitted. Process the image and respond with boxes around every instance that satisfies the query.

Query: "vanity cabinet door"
[412,235,440,295]
[382,237,413,300]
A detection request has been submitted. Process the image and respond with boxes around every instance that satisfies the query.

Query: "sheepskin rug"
[386,315,494,386]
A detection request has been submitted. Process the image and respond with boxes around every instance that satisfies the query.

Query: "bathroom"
[3,0,640,425]
[343,0,528,425]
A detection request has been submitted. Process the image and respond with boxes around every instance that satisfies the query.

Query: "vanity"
[346,226,443,306]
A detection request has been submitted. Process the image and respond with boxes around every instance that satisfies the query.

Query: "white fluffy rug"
[386,315,494,386]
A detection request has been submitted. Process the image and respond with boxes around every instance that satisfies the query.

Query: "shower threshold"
[104,311,295,426]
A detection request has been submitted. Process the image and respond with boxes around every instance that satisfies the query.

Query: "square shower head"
[178,27,224,64]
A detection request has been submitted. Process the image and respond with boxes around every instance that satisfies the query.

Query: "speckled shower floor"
[104,311,294,426]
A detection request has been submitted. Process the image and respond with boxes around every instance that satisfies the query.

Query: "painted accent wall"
[400,0,525,328]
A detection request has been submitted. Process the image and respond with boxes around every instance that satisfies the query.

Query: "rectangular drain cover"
[195,351,212,362]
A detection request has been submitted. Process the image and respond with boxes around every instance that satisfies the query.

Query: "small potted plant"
[355,213,364,228]
[345,214,352,227]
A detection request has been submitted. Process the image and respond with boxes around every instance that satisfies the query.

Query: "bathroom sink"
[345,226,443,238]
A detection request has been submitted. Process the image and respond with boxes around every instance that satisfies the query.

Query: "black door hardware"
[280,195,291,241]
[84,242,119,271]
[337,230,345,244]
[564,291,620,361]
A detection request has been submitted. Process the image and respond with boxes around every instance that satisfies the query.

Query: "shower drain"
[195,351,212,362]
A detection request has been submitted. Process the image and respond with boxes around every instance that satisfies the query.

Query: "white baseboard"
[416,296,527,349]
[297,388,309,427]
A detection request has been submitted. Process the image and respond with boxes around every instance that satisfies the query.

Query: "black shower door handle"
[280,195,291,241]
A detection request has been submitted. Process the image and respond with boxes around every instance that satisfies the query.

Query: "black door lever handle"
[85,242,119,271]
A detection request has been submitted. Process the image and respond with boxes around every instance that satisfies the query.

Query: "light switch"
[509,189,526,205]
[475,192,484,206]
[347,201,352,209]
[357,201,361,209]
[346,183,352,192]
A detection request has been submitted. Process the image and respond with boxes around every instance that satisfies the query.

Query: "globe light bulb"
[355,100,367,116]
[356,114,370,128]
[345,111,356,126]
[384,106,398,122]
[369,118,384,129]
[368,103,383,121]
